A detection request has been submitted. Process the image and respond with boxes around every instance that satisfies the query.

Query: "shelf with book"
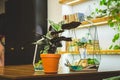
[77,14,120,29]
[63,13,113,29]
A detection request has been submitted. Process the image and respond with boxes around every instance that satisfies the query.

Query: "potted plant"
[65,37,91,70]
[33,20,81,73]
[75,37,100,69]
[65,36,100,71]
[75,37,92,59]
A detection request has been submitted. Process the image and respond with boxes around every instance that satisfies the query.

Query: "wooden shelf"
[88,50,120,54]
[58,51,79,54]
[59,0,88,6]
[77,14,120,29]
[77,16,111,29]
[58,50,120,54]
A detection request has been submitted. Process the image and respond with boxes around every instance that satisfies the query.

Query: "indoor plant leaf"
[49,20,62,31]
[112,33,119,42]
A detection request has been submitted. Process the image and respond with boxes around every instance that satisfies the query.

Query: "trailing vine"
[98,0,120,49]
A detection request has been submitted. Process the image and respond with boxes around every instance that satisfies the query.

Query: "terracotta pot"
[40,54,61,74]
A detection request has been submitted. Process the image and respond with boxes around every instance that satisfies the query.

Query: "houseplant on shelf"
[65,36,99,71]
[33,20,81,73]
[76,37,92,59]
[75,36,99,68]
[65,37,90,71]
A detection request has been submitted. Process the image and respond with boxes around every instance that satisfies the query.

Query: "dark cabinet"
[4,0,47,65]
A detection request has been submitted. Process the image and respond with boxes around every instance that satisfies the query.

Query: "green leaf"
[43,45,50,53]
[95,8,99,12]
[108,19,112,23]
[112,33,119,42]
[109,45,113,49]
[107,0,111,6]
[100,0,106,5]
[38,60,42,64]
[115,16,120,21]
[102,9,107,14]
[108,21,114,27]
[113,45,120,50]
[49,20,62,31]
[100,1,103,5]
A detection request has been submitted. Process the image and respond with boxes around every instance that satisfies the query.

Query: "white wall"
[48,0,62,23]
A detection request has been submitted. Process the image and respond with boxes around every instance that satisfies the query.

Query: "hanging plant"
[97,0,120,49]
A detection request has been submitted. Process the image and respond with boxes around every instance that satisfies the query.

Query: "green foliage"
[100,0,106,5]
[34,20,81,54]
[108,20,114,27]
[98,0,120,50]
[87,58,99,65]
[48,20,62,31]
[34,60,42,67]
[34,60,43,70]
[109,45,113,49]
[112,33,119,42]
[113,45,120,50]
[75,37,92,48]
[42,45,50,53]
[75,37,88,48]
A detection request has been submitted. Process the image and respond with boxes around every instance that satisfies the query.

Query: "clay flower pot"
[40,54,61,74]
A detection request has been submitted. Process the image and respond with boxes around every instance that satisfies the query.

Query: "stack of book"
[63,13,85,23]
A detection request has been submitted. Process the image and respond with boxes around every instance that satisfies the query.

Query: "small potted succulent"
[33,20,81,73]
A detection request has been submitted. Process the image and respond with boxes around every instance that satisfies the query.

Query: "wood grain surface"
[0,65,120,80]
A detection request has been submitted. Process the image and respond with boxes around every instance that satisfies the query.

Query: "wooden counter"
[0,65,120,80]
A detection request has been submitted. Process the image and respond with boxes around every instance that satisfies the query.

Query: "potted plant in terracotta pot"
[33,20,81,73]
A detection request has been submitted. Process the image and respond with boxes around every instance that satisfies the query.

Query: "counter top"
[0,65,120,80]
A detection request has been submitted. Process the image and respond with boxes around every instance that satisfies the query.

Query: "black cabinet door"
[4,0,47,65]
